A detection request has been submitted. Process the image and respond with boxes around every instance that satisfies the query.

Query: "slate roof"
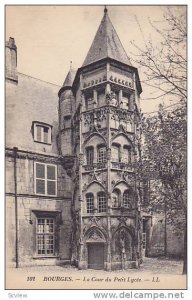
[82,8,131,67]
[62,66,77,88]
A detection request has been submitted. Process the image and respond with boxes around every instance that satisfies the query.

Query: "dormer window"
[33,121,52,144]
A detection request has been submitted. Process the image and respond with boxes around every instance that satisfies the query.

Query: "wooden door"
[88,243,104,270]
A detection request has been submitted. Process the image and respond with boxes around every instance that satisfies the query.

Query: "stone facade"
[5,37,73,267]
[57,9,144,270]
[5,9,184,270]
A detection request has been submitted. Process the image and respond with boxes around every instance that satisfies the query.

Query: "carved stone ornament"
[89,216,100,226]
[90,231,102,240]
[107,148,111,160]
[79,153,84,165]
[117,216,128,226]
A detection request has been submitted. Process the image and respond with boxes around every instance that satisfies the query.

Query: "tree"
[132,6,187,102]
[141,103,187,273]
[132,6,187,274]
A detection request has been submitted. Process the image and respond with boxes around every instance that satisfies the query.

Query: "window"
[98,192,107,213]
[36,217,55,255]
[111,91,118,106]
[142,233,147,250]
[33,122,52,144]
[143,180,149,204]
[35,163,57,196]
[112,143,120,162]
[86,193,94,213]
[86,147,94,165]
[122,146,131,163]
[112,189,120,207]
[97,89,105,107]
[111,90,119,101]
[121,92,130,109]
[64,115,71,129]
[123,190,132,209]
[97,145,106,163]
[85,92,94,110]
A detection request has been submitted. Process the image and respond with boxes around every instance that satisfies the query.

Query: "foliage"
[132,6,187,102]
[141,103,187,233]
[132,6,187,272]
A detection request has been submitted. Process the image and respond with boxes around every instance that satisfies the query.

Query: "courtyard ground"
[6,257,186,290]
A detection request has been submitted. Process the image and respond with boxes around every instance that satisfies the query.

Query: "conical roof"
[62,65,76,88]
[82,8,131,67]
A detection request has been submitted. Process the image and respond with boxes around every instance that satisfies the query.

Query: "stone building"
[6,37,73,268]
[5,8,184,270]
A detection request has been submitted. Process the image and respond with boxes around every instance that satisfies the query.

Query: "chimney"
[6,37,18,83]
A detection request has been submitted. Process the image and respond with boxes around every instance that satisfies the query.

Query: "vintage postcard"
[5,5,187,291]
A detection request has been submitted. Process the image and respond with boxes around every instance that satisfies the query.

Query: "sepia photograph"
[5,5,187,291]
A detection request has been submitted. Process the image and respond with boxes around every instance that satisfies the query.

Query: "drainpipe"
[13,147,19,268]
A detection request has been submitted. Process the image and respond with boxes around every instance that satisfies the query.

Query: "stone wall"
[6,196,72,267]
[6,73,60,154]
[148,213,184,257]
[5,153,73,267]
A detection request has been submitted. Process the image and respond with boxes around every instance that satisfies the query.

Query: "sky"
[5,5,186,113]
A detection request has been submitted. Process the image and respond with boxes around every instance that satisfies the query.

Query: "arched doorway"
[85,227,106,270]
[112,226,134,270]
[87,243,104,270]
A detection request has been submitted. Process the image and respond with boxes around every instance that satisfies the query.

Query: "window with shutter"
[33,122,52,144]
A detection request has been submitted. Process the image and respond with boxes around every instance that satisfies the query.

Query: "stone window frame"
[86,193,94,213]
[97,144,107,163]
[85,146,94,165]
[97,191,107,213]
[97,88,105,107]
[32,121,52,145]
[112,188,121,208]
[142,232,147,250]
[36,217,55,256]
[63,115,71,129]
[34,162,57,197]
[122,91,131,110]
[111,142,121,162]
[85,90,94,110]
[123,189,132,209]
[32,210,61,258]
[122,145,132,163]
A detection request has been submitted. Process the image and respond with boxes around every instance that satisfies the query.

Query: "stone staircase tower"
[58,7,142,270]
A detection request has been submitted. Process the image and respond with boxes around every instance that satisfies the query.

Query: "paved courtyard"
[6,257,186,289]
[7,256,184,275]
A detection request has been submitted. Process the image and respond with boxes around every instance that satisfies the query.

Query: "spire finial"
[104,5,108,15]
